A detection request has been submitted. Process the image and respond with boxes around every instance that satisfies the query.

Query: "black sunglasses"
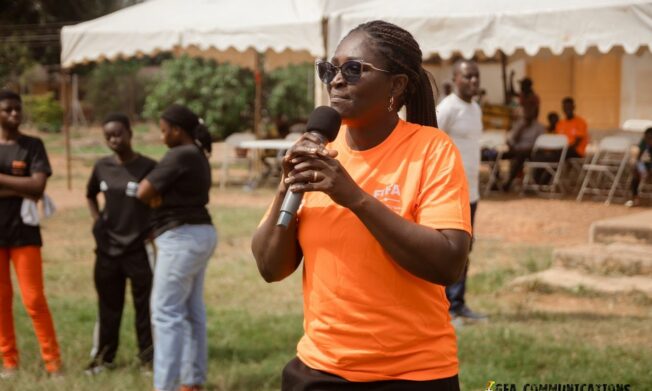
[316,60,390,85]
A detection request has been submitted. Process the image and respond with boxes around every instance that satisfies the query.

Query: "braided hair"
[349,20,437,127]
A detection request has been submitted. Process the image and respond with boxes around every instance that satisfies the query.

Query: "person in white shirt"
[437,59,487,321]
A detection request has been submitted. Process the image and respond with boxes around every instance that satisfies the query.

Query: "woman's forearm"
[349,192,470,286]
[0,173,47,198]
[251,184,303,283]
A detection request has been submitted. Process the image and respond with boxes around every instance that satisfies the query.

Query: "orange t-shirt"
[555,116,589,156]
[294,119,472,381]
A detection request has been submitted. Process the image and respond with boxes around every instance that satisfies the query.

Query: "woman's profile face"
[159,119,179,148]
[328,32,393,124]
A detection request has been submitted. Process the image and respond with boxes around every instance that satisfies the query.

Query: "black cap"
[307,106,341,142]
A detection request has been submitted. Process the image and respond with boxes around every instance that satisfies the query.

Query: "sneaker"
[452,305,488,321]
[625,198,640,208]
[0,367,17,379]
[84,360,115,376]
[139,361,153,377]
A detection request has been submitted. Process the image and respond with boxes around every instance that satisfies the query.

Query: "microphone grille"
[307,106,341,142]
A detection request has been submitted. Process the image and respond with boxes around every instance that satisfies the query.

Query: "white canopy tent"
[327,0,652,60]
[322,0,652,117]
[61,0,362,70]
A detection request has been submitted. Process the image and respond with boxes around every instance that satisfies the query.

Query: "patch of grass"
[468,241,553,294]
[457,315,651,389]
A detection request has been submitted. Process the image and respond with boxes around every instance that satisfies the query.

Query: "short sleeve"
[29,138,52,177]
[145,148,185,193]
[436,100,453,134]
[86,163,100,198]
[415,138,472,234]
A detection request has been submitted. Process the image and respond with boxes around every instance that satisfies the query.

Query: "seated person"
[500,103,545,191]
[555,97,588,158]
[626,127,652,207]
[547,111,559,134]
[260,116,291,180]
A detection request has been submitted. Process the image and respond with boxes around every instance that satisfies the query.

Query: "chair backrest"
[225,132,255,147]
[532,134,568,151]
[598,136,632,154]
[480,131,507,149]
[622,119,652,133]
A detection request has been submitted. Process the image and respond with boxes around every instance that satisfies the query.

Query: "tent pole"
[60,70,72,191]
[500,50,509,105]
[254,51,262,138]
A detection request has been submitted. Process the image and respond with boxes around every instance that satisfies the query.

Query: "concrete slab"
[510,267,652,298]
[590,210,652,245]
[554,243,652,276]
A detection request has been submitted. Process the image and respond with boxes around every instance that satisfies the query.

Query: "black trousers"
[282,357,459,391]
[94,246,153,364]
[445,202,477,312]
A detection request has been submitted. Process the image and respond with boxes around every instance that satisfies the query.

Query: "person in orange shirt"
[555,97,589,158]
[0,90,61,378]
[252,21,471,390]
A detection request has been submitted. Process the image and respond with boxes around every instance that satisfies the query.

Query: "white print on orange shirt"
[373,184,402,213]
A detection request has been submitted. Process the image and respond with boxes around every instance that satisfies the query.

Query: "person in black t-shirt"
[0,90,62,377]
[136,104,216,391]
[85,113,156,374]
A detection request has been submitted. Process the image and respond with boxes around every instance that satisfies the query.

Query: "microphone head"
[306,106,341,142]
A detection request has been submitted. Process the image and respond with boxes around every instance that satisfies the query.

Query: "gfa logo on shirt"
[373,184,402,213]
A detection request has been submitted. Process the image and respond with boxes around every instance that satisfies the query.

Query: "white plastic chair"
[622,119,652,133]
[479,131,508,195]
[220,132,255,189]
[577,136,632,205]
[521,134,569,195]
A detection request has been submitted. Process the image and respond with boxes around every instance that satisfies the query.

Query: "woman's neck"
[115,148,137,164]
[344,113,399,151]
[0,127,20,143]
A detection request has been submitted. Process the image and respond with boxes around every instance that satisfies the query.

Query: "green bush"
[266,63,314,123]
[22,93,64,133]
[143,56,255,140]
[84,60,151,122]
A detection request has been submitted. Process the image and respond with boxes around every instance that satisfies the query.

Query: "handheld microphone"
[276,106,341,228]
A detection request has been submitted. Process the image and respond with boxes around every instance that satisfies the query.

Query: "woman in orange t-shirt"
[252,21,471,391]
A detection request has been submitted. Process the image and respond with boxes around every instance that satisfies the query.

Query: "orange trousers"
[0,246,61,372]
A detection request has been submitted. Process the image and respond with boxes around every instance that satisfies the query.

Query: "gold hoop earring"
[387,96,394,112]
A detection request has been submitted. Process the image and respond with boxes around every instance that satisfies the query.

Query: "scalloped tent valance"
[327,0,652,60]
[61,0,652,69]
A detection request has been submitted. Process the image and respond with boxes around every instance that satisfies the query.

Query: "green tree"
[85,60,151,122]
[265,64,314,123]
[143,56,255,140]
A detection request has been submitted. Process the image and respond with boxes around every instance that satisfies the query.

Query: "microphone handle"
[276,191,303,228]
[275,131,327,228]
